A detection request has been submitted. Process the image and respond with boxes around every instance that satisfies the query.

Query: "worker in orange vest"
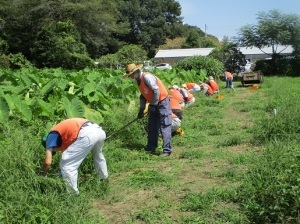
[169,96,183,120]
[182,82,200,93]
[42,118,108,194]
[169,96,184,136]
[207,76,219,94]
[198,81,214,96]
[180,84,196,107]
[169,85,185,108]
[225,70,234,89]
[123,63,172,157]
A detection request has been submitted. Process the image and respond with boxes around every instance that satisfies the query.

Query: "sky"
[177,0,300,40]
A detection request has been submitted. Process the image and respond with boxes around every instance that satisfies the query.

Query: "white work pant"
[60,122,108,194]
[179,102,185,108]
[188,84,201,93]
[171,117,181,132]
[185,97,195,108]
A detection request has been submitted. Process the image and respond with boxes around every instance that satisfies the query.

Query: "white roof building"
[154,45,294,64]
[154,48,214,63]
[238,45,294,62]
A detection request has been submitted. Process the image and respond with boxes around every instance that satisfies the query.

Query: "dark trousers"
[146,97,172,154]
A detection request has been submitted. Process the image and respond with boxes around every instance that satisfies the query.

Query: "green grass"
[1,77,300,223]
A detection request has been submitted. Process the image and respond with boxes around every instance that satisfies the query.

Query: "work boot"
[160,152,171,157]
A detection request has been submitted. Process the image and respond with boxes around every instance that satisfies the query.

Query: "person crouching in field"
[42,118,108,195]
[169,96,184,136]
[180,84,196,107]
[169,85,185,108]
[198,81,214,96]
[207,76,219,94]
[182,82,201,93]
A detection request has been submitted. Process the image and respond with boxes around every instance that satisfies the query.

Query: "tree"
[199,36,219,48]
[0,0,130,60]
[97,44,147,68]
[237,10,300,58]
[117,0,183,57]
[31,20,93,69]
[182,29,200,48]
[209,38,245,73]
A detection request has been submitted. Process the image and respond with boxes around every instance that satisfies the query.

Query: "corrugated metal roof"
[155,48,214,58]
[238,45,294,55]
[154,45,293,58]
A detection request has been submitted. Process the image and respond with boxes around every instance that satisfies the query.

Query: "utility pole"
[205,24,207,37]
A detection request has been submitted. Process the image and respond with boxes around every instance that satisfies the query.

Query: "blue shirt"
[45,131,62,149]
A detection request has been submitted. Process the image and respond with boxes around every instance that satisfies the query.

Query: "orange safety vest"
[172,113,178,119]
[50,118,88,151]
[169,96,182,110]
[138,73,168,103]
[185,89,194,101]
[208,80,219,92]
[204,83,214,95]
[186,83,195,90]
[169,89,184,102]
[226,72,233,78]
[180,88,194,101]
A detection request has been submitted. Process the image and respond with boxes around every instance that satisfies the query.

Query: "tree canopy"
[0,0,195,68]
[237,10,300,58]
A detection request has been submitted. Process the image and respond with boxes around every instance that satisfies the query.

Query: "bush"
[63,53,95,70]
[0,53,32,69]
[97,44,148,69]
[0,54,10,69]
[173,55,224,77]
[255,58,300,76]
[8,53,32,69]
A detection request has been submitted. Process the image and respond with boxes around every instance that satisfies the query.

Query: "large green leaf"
[83,82,97,95]
[3,94,16,112]
[0,97,9,123]
[84,107,103,124]
[60,97,85,118]
[14,98,32,121]
[1,83,27,95]
[19,73,32,87]
[39,79,57,96]
[37,99,55,116]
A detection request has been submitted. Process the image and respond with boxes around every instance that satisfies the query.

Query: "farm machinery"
[240,70,263,87]
[232,61,264,87]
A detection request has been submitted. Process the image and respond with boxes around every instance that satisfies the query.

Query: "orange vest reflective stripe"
[208,80,219,91]
[169,89,184,102]
[226,72,233,78]
[51,118,89,151]
[169,97,182,110]
[138,73,168,103]
[186,83,195,90]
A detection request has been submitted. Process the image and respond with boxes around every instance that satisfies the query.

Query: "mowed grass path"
[92,81,266,223]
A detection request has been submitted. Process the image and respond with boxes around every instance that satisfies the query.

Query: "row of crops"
[0,67,205,128]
